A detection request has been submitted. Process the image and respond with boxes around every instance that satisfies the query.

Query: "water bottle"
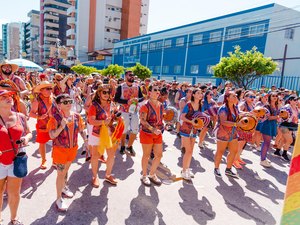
[129,101,137,114]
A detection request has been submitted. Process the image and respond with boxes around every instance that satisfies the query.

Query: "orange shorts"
[140,130,162,144]
[36,128,51,144]
[52,145,78,164]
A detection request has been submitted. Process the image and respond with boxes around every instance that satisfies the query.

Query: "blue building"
[113,3,300,86]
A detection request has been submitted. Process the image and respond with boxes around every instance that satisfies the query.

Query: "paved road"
[1,118,289,225]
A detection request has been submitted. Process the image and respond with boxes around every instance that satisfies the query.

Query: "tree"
[128,63,152,80]
[101,64,124,78]
[212,46,278,89]
[71,64,97,75]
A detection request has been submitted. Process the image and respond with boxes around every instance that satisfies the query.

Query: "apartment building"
[2,23,22,60]
[65,0,149,66]
[23,10,40,64]
[40,0,70,65]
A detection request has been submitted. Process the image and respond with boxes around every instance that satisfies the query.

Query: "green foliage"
[212,46,278,89]
[128,63,152,80]
[71,64,97,75]
[101,64,124,78]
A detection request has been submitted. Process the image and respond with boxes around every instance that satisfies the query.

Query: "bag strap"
[0,115,18,156]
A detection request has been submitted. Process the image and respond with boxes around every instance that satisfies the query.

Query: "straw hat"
[54,73,63,80]
[0,60,19,73]
[34,81,54,93]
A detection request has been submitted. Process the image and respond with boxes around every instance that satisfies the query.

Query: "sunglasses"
[271,95,278,97]
[56,79,62,82]
[60,100,73,105]
[248,96,256,99]
[102,91,111,95]
[42,87,53,91]
[153,88,160,92]
[208,94,213,96]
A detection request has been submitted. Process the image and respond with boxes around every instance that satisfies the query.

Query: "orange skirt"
[36,128,51,144]
[52,145,78,164]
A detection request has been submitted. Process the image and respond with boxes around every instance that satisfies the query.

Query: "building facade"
[40,0,70,65]
[23,10,40,64]
[113,4,300,85]
[2,23,22,60]
[66,0,149,66]
[0,39,3,61]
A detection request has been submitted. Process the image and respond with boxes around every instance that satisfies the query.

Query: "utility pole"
[280,44,288,87]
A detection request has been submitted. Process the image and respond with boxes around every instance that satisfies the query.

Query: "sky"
[0,0,299,38]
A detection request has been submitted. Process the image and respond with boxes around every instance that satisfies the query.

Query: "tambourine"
[252,106,270,122]
[207,106,219,117]
[163,106,178,123]
[236,113,258,132]
[279,107,292,122]
[192,112,210,130]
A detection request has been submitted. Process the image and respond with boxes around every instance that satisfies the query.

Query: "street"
[1,118,288,225]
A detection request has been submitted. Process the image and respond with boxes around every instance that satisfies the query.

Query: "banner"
[281,126,300,224]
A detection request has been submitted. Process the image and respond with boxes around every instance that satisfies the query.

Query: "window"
[119,48,123,54]
[162,66,169,74]
[249,24,265,37]
[164,39,172,48]
[209,31,222,42]
[206,65,213,74]
[192,34,203,45]
[285,28,295,40]
[150,42,156,50]
[133,46,137,55]
[174,65,181,74]
[176,37,184,47]
[154,66,161,74]
[148,66,154,72]
[142,43,148,52]
[125,47,130,54]
[226,28,241,40]
[190,65,199,74]
[112,39,119,43]
[156,41,163,49]
[114,49,118,55]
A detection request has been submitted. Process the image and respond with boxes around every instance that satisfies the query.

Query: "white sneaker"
[181,170,192,181]
[62,186,74,198]
[56,198,67,212]
[188,169,195,178]
[260,160,272,168]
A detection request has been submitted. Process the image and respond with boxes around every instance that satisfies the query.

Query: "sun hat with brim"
[54,73,63,80]
[34,81,54,93]
[0,60,19,73]
[0,89,15,97]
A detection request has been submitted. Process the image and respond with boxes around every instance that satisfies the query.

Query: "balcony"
[67,6,75,15]
[44,20,59,28]
[67,17,75,25]
[67,39,75,46]
[44,13,58,20]
[66,29,75,37]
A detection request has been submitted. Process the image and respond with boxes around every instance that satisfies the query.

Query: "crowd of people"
[0,60,298,224]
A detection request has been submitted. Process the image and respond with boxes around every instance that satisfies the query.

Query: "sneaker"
[177,133,181,138]
[214,168,222,178]
[126,146,136,157]
[181,170,192,181]
[10,219,24,225]
[141,176,151,186]
[91,177,100,188]
[149,174,162,185]
[105,175,118,185]
[62,186,74,198]
[99,155,106,163]
[120,146,126,155]
[187,168,195,178]
[56,198,67,212]
[281,153,290,162]
[40,160,47,170]
[198,142,204,148]
[260,160,272,168]
[273,149,281,157]
[225,168,239,178]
